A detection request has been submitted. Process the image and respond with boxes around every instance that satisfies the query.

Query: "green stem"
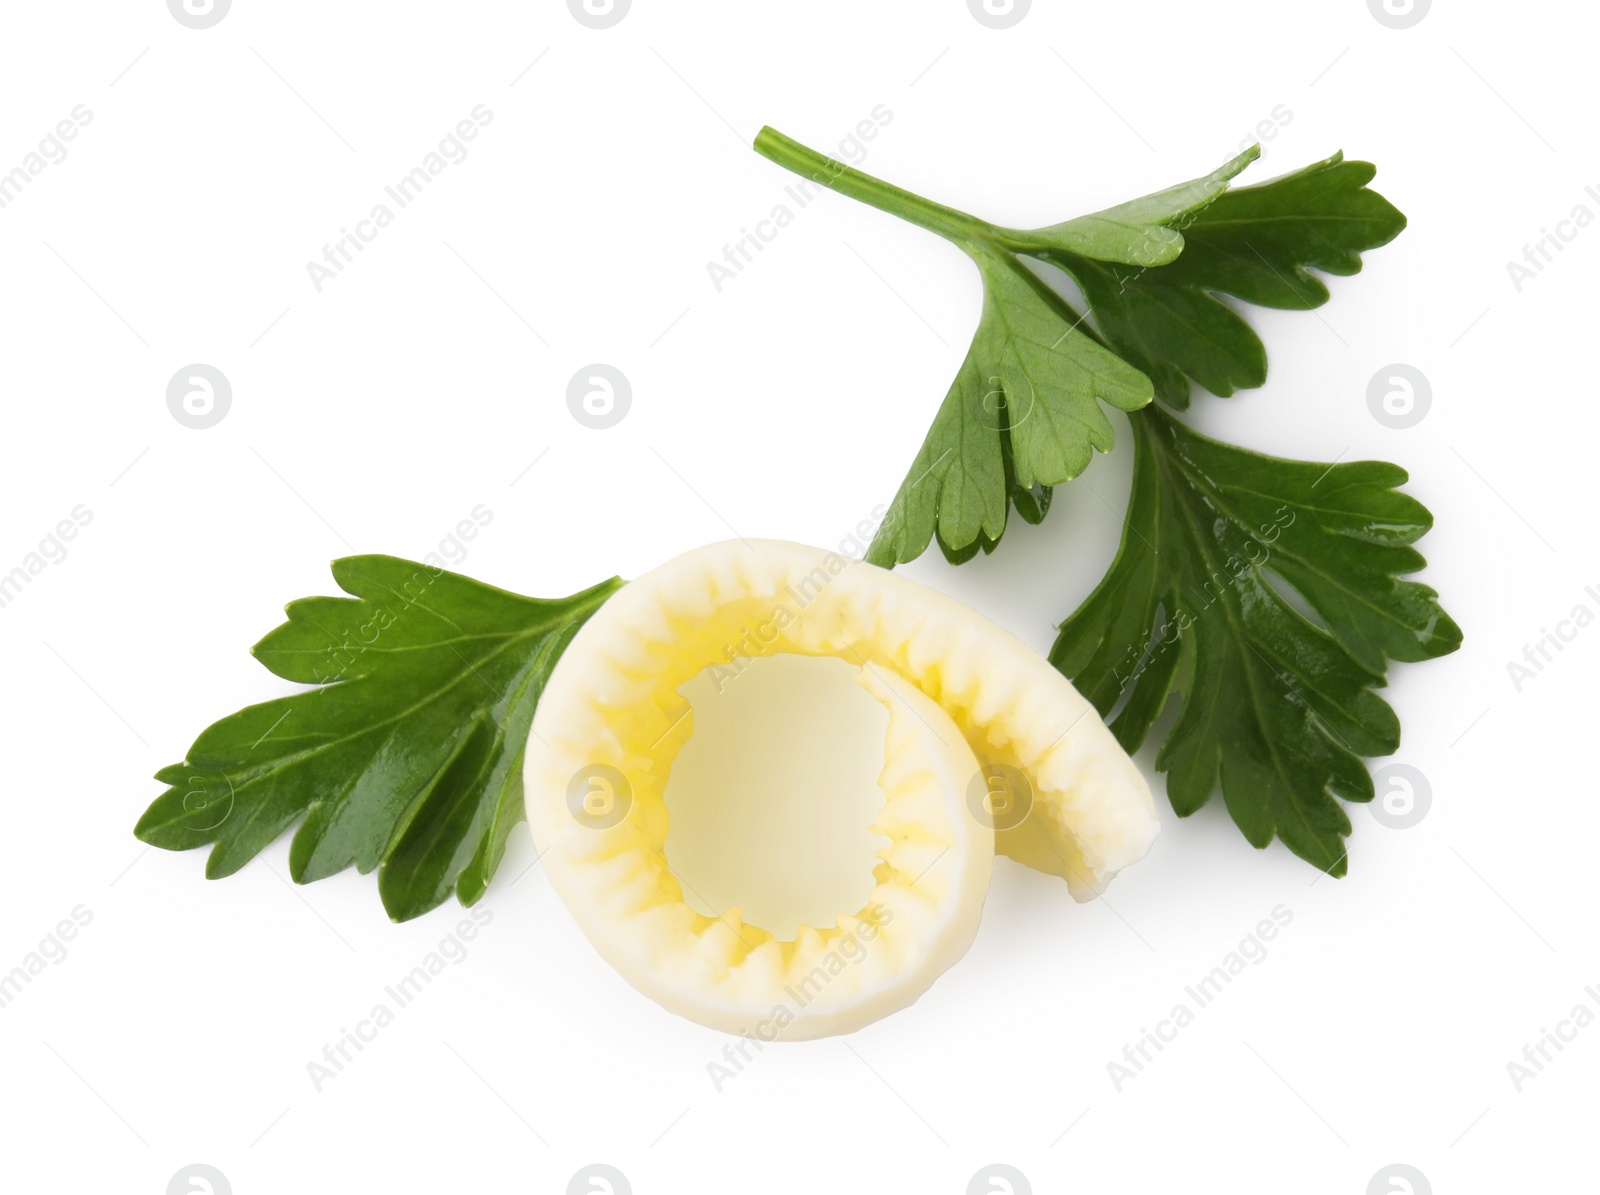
[753,126,996,249]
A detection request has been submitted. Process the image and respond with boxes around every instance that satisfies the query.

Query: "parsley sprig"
[755,127,1457,874]
[754,129,1261,565]
[135,556,621,921]
[1041,152,1409,410]
[1051,408,1460,872]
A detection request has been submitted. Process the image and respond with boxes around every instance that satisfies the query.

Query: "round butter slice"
[525,540,1158,1038]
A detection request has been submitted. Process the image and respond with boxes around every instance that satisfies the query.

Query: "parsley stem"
[753,126,993,249]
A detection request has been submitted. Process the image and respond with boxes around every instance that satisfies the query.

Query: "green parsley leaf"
[867,251,1153,566]
[134,555,622,922]
[755,129,1263,567]
[1025,144,1260,267]
[1042,153,1406,409]
[1049,408,1461,873]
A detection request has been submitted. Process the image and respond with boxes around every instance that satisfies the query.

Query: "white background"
[1,1,1594,1192]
